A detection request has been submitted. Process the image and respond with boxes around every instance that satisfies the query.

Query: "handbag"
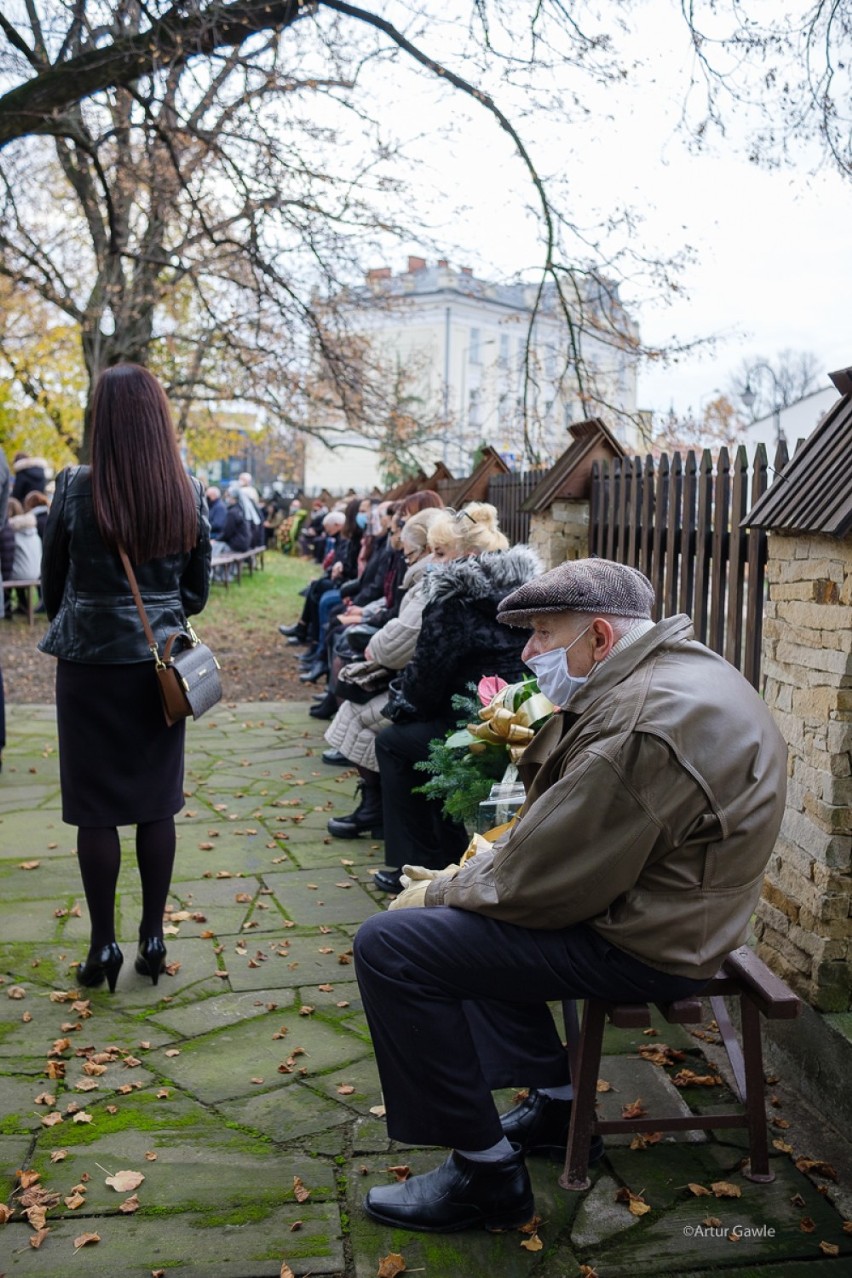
[119,548,222,727]
[381,674,419,724]
[336,659,393,705]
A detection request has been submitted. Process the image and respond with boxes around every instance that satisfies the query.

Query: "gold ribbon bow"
[466,682,554,763]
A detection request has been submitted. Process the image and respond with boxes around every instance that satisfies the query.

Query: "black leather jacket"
[39,465,211,664]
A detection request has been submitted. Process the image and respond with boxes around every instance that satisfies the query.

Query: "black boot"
[327,781,383,838]
[499,1089,604,1164]
[279,622,306,639]
[364,1146,534,1233]
[309,689,338,720]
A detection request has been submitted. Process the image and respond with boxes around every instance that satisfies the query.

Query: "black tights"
[77,817,176,950]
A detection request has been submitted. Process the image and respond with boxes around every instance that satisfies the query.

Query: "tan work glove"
[387,863,460,911]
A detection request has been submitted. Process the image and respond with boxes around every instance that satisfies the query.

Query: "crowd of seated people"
[279,490,541,894]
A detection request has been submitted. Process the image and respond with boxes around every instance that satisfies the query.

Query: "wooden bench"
[559,945,802,1190]
[211,547,266,587]
[1,577,41,625]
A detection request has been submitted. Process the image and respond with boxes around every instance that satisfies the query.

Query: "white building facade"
[303,257,641,494]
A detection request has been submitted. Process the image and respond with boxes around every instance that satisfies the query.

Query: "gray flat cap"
[498,558,655,627]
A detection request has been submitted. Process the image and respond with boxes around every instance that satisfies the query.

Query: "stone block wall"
[755,532,852,1011]
[528,500,589,570]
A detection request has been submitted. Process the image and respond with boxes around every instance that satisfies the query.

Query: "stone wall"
[756,532,852,1011]
[528,500,590,570]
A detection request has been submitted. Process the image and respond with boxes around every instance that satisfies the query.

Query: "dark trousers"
[354,908,708,1150]
[374,719,470,871]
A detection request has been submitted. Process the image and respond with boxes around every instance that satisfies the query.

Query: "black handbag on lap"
[336,660,393,705]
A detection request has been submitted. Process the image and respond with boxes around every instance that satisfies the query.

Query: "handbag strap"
[118,547,164,666]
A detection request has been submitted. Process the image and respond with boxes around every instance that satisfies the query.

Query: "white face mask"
[524,625,592,707]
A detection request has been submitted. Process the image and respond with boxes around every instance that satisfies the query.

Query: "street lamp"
[741,363,785,449]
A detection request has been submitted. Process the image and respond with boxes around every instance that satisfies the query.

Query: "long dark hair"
[342,495,365,541]
[90,364,197,562]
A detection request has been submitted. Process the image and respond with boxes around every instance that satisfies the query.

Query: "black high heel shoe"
[77,942,124,993]
[135,937,167,986]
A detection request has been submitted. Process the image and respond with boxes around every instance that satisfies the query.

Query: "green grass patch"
[202,552,316,633]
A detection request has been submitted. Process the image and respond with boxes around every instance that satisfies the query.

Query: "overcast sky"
[369,0,852,421]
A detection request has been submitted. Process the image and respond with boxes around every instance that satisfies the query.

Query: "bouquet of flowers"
[413,675,554,827]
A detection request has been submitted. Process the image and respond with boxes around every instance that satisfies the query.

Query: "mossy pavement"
[1,703,851,1277]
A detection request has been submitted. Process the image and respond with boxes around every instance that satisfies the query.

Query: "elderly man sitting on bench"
[353,557,788,1234]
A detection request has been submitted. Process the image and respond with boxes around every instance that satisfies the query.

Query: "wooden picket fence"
[487,469,548,547]
[589,442,790,690]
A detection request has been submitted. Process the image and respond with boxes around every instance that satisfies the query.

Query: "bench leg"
[740,994,774,1182]
[560,999,607,1191]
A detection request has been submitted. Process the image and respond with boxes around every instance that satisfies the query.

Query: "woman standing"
[39,365,211,992]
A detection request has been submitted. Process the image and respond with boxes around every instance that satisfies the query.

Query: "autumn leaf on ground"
[638,1043,686,1067]
[0,1203,14,1223]
[145,1151,158,1161]
[579,1266,600,1278]
[621,1098,646,1119]
[520,1232,543,1251]
[29,1227,50,1248]
[119,1194,140,1213]
[799,1217,816,1233]
[49,1150,67,1163]
[790,1192,807,1208]
[293,1176,311,1203]
[17,1170,41,1189]
[369,1104,387,1118]
[65,1192,86,1210]
[615,1186,651,1216]
[819,1241,840,1256]
[19,860,41,870]
[377,1253,407,1278]
[702,1215,722,1227]
[41,1112,63,1127]
[596,1079,613,1092]
[105,1169,145,1193]
[773,1139,794,1154]
[687,1183,711,1196]
[629,1131,662,1149]
[795,1157,838,1180]
[24,1205,48,1231]
[7,985,27,999]
[387,1165,411,1182]
[280,1263,296,1278]
[73,1230,101,1250]
[711,1181,742,1199]
[517,1215,542,1235]
[72,1110,92,1123]
[844,1221,852,1234]
[336,1083,356,1095]
[671,1069,723,1087]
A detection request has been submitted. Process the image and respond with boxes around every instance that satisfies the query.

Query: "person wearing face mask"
[351,557,788,1236]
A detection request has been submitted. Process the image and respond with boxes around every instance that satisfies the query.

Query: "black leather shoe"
[499,1089,604,1164]
[321,749,350,766]
[371,868,403,893]
[135,937,167,986]
[287,635,308,646]
[364,1147,534,1233]
[77,942,124,993]
[309,691,338,720]
[299,662,328,684]
[279,623,305,638]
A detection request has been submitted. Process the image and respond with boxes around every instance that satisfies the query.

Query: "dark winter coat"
[395,545,541,722]
[38,465,210,664]
[12,456,48,504]
[208,496,227,538]
[220,503,250,553]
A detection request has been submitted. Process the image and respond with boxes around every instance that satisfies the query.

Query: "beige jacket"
[426,615,788,979]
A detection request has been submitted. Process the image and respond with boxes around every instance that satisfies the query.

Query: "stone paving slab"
[3,701,852,1278]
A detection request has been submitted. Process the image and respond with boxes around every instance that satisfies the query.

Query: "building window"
[499,333,509,367]
[469,328,481,364]
[545,344,557,379]
[468,388,481,429]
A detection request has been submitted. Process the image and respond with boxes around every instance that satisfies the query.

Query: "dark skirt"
[56,659,186,827]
